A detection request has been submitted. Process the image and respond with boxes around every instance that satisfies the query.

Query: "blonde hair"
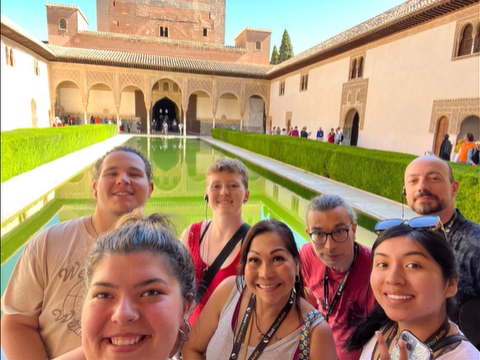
[205,158,249,189]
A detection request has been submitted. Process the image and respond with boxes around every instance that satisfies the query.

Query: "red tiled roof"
[48,45,273,79]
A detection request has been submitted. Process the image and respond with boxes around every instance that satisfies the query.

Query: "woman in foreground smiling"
[182,219,336,360]
[344,220,479,360]
[57,209,195,360]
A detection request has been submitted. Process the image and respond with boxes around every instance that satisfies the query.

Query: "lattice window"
[474,24,480,53]
[357,57,364,78]
[300,73,308,91]
[34,59,40,76]
[255,41,261,51]
[279,81,285,96]
[350,59,357,80]
[458,24,474,56]
[59,18,67,30]
[163,82,169,91]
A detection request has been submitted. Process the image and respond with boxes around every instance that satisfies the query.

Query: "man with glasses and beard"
[300,194,376,360]
[404,156,480,349]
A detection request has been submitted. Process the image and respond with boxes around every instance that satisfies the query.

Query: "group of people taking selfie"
[1,146,479,360]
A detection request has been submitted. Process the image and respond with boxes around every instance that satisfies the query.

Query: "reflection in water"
[1,138,376,296]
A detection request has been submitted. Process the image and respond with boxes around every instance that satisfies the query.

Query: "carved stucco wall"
[339,78,369,130]
[429,97,480,134]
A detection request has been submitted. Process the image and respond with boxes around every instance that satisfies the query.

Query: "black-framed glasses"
[375,215,445,235]
[308,223,353,244]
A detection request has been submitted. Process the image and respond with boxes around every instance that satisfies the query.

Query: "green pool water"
[1,137,377,297]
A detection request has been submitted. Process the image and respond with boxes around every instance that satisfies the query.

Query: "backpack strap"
[195,223,250,304]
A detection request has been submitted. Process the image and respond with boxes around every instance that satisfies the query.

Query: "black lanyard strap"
[323,242,358,321]
[229,291,294,360]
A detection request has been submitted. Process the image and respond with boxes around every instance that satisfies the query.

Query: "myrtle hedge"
[1,125,117,183]
[212,129,479,224]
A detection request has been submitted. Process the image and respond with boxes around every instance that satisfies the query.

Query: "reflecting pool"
[1,137,376,298]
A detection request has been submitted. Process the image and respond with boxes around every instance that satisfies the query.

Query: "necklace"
[253,309,264,340]
[90,215,99,237]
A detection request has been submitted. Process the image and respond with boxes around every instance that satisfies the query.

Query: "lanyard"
[229,291,294,360]
[323,242,358,321]
[375,318,451,360]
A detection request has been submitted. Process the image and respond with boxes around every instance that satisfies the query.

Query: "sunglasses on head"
[375,215,444,235]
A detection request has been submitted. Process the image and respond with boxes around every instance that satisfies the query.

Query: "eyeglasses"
[308,223,353,244]
[375,215,445,235]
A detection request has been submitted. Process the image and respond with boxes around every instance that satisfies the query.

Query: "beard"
[411,191,444,215]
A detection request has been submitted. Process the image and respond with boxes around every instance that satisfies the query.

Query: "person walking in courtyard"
[439,133,452,161]
[179,121,184,135]
[180,158,251,326]
[404,156,480,348]
[316,126,324,141]
[301,194,376,360]
[136,119,141,133]
[151,118,156,134]
[1,146,155,360]
[163,120,168,135]
[327,128,335,143]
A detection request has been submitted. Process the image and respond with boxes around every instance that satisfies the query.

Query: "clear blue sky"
[1,0,406,55]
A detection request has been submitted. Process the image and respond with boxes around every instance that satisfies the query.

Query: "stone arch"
[87,83,116,121]
[458,114,480,142]
[216,92,241,129]
[55,80,82,119]
[152,96,180,132]
[187,90,212,134]
[344,107,360,146]
[245,94,266,133]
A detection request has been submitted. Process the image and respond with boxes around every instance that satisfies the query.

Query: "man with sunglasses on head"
[404,155,480,349]
[300,194,376,360]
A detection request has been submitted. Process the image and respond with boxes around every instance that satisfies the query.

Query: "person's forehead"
[308,207,350,225]
[102,151,146,168]
[405,159,448,177]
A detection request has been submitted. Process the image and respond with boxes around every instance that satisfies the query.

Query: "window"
[350,59,357,79]
[203,28,208,37]
[34,59,40,76]
[458,24,474,56]
[349,55,365,80]
[357,57,364,77]
[116,21,119,27]
[5,47,15,67]
[300,73,308,91]
[291,196,299,213]
[279,81,285,96]
[163,82,169,91]
[173,83,179,92]
[59,18,67,30]
[159,26,169,37]
[474,25,480,53]
[255,41,261,51]
[113,1,116,6]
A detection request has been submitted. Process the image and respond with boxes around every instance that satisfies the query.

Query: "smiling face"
[244,232,297,307]
[206,171,249,216]
[404,157,458,222]
[81,252,187,360]
[371,236,456,332]
[305,207,357,273]
[93,151,154,217]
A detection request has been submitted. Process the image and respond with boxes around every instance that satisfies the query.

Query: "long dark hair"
[344,225,458,351]
[236,219,306,314]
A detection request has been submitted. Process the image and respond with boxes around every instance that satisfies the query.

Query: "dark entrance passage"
[153,98,177,131]
[351,112,359,146]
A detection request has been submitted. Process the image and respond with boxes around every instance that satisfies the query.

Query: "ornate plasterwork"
[339,78,369,130]
[430,98,480,134]
[119,72,146,93]
[216,80,241,99]
[51,67,83,91]
[86,70,115,90]
[188,78,213,98]
[245,83,268,102]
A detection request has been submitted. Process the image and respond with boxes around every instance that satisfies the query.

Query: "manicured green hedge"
[1,125,117,182]
[212,129,480,224]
